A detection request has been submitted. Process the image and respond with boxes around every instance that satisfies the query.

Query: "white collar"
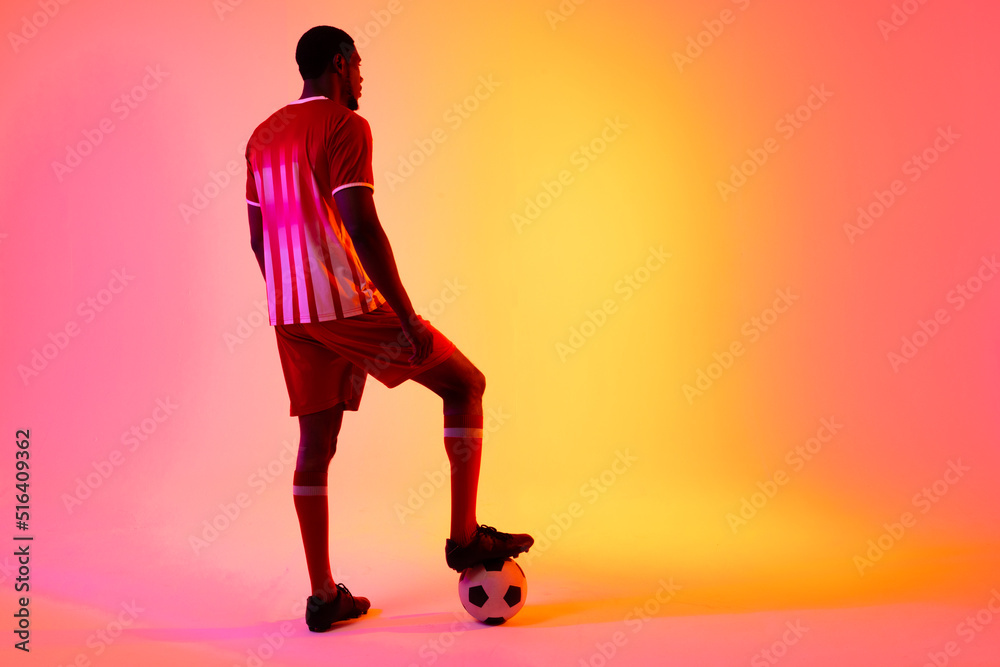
[289,96,328,105]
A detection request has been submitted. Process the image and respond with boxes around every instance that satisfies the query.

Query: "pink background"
[2,0,999,664]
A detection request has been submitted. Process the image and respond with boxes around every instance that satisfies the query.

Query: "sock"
[293,470,334,600]
[444,413,483,545]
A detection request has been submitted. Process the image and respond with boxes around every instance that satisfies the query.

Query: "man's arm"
[248,203,265,279]
[334,186,433,364]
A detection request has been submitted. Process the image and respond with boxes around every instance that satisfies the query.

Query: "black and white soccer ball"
[458,558,527,625]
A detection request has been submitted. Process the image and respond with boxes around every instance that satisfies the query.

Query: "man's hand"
[401,315,434,366]
[335,186,431,364]
[248,203,266,279]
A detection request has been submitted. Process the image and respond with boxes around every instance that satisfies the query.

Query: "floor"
[19,561,1000,666]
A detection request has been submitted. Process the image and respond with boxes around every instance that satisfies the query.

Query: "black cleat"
[445,524,534,572]
[305,583,370,632]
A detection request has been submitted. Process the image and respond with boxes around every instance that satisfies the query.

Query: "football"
[458,558,527,625]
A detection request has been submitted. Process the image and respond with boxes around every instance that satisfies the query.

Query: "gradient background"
[2,0,999,665]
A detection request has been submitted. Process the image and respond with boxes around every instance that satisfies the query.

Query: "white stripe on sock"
[444,427,484,438]
[292,485,328,496]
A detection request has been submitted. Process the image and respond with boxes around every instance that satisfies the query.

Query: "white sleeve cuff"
[331,182,375,196]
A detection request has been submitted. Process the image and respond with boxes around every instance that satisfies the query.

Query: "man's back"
[246,98,384,325]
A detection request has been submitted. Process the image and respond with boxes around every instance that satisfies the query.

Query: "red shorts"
[273,303,456,416]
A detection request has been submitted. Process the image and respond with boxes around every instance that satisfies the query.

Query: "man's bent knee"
[469,368,486,399]
[443,366,484,405]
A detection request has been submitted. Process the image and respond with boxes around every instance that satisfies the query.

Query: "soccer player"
[245,26,533,632]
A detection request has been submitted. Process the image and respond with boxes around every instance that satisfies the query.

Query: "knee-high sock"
[444,414,483,545]
[293,470,333,599]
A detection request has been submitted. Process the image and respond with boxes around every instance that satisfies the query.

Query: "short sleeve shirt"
[246,97,385,325]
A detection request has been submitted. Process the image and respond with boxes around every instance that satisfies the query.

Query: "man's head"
[296,26,362,110]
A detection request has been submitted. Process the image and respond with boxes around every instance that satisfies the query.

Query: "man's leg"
[294,403,345,602]
[411,348,485,545]
[411,347,533,570]
[274,323,369,628]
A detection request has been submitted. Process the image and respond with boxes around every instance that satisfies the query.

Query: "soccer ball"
[458,558,527,625]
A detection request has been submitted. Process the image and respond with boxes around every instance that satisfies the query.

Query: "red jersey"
[246,97,386,325]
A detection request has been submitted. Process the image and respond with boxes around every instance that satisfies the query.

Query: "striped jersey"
[246,96,386,325]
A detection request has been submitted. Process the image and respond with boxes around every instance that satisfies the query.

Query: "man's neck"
[300,80,342,104]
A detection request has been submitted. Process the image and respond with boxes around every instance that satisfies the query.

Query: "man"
[245,26,532,632]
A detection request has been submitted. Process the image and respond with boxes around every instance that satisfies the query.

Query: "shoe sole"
[307,608,368,632]
[447,545,531,572]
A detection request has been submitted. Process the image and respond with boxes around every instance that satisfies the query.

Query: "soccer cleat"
[305,583,371,632]
[445,524,534,572]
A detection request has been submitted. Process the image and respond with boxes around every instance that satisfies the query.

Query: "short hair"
[295,26,355,80]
